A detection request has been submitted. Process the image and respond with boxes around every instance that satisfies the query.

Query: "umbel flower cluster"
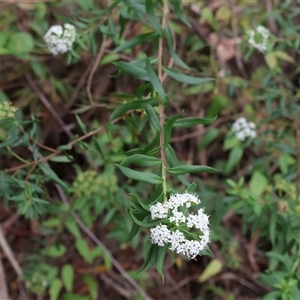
[44,23,76,55]
[149,192,210,260]
[248,25,270,52]
[0,101,18,120]
[232,117,256,141]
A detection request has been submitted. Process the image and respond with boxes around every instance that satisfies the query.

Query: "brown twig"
[158,0,169,201]
[86,38,111,106]
[0,225,22,278]
[0,252,9,300]
[26,74,73,138]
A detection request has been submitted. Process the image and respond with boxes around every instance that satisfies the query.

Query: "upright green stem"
[158,0,168,202]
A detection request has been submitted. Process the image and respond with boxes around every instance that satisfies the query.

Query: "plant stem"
[158,0,169,202]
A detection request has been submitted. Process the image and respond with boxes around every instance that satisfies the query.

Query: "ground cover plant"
[0,0,300,299]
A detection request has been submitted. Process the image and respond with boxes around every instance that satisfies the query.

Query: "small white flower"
[248,25,270,53]
[150,224,171,246]
[232,117,256,141]
[169,208,186,225]
[44,23,76,55]
[149,192,210,259]
[150,202,168,219]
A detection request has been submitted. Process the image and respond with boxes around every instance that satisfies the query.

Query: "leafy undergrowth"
[0,1,300,300]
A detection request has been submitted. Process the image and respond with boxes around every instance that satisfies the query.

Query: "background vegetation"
[0,0,300,299]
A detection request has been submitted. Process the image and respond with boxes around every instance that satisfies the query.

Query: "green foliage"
[1,0,300,299]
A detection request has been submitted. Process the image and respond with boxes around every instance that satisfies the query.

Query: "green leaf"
[206,95,229,117]
[166,145,189,186]
[113,61,149,81]
[46,244,66,257]
[145,57,167,102]
[249,171,268,196]
[171,0,191,27]
[62,264,74,293]
[50,279,62,300]
[145,104,161,132]
[163,67,214,85]
[49,155,73,163]
[83,275,98,300]
[185,182,197,193]
[7,32,34,53]
[164,112,182,148]
[114,32,158,53]
[223,147,243,175]
[167,165,220,175]
[39,164,69,191]
[140,245,158,273]
[109,98,158,121]
[75,238,92,264]
[265,52,277,70]
[198,259,223,282]
[75,114,87,134]
[129,193,150,212]
[116,164,163,184]
[173,116,217,128]
[165,26,190,70]
[129,209,168,227]
[129,222,140,241]
[156,244,168,281]
[198,129,219,149]
[273,51,295,63]
[269,210,277,246]
[146,0,163,34]
[121,154,161,167]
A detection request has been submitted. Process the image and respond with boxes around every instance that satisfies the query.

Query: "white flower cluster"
[149,192,210,260]
[232,117,256,141]
[248,25,270,52]
[44,23,76,55]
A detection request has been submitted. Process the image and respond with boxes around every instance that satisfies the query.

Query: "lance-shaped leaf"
[113,61,149,81]
[129,193,150,212]
[173,116,217,128]
[167,165,220,175]
[145,104,161,132]
[146,0,163,35]
[121,154,161,167]
[116,164,163,184]
[156,244,168,281]
[163,66,214,85]
[129,209,168,227]
[165,25,190,70]
[145,57,167,102]
[109,98,158,121]
[164,112,182,148]
[139,244,158,273]
[166,145,189,186]
[113,32,158,53]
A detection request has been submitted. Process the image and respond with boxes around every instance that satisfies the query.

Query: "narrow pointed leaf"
[121,154,161,167]
[164,112,183,148]
[113,32,158,53]
[129,222,140,241]
[156,245,168,281]
[146,0,163,34]
[174,116,217,128]
[116,164,163,184]
[166,145,189,186]
[129,209,168,227]
[163,67,214,85]
[145,104,161,132]
[109,98,158,121]
[165,26,190,70]
[129,193,150,212]
[145,57,167,102]
[167,165,220,175]
[113,61,149,81]
[139,245,158,273]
